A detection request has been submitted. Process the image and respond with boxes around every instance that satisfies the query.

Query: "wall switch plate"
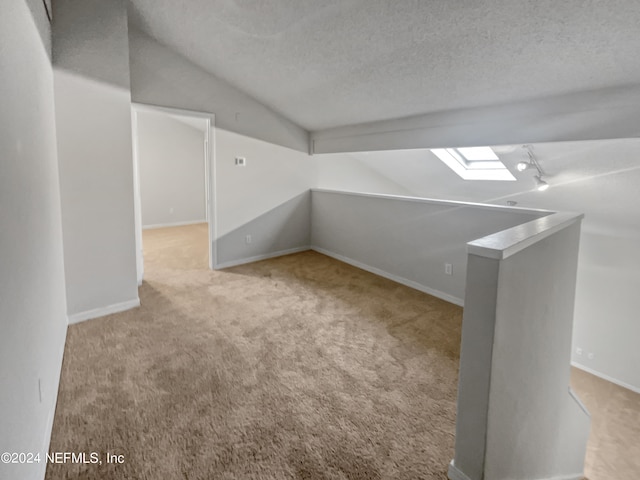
[445,263,453,275]
[245,235,252,244]
[235,157,246,166]
[576,347,583,356]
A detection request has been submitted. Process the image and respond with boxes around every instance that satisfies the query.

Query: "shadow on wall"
[215,191,312,268]
[310,190,548,305]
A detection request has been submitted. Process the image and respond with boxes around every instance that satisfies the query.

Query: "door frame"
[130,103,217,284]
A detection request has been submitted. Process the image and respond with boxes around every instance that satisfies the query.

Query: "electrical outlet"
[576,347,583,356]
[245,234,252,244]
[235,157,246,166]
[445,263,452,275]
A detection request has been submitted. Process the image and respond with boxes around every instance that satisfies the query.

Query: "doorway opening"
[131,104,216,283]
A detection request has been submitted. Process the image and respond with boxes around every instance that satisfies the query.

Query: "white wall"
[453,219,589,480]
[136,110,206,228]
[0,2,68,479]
[311,190,546,305]
[572,232,640,390]
[128,28,309,153]
[315,152,413,195]
[486,221,589,480]
[216,129,315,237]
[53,0,139,322]
[214,129,315,266]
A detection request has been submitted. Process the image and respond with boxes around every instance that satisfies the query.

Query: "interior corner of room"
[2,0,640,479]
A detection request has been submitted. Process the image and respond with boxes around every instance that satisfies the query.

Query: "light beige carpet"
[571,368,640,479]
[46,224,640,479]
[46,224,461,479]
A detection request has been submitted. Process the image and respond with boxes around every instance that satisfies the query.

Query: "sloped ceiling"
[344,139,640,236]
[128,0,640,131]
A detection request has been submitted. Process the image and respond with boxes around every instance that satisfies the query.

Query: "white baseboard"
[311,246,464,307]
[68,298,141,324]
[572,361,640,394]
[142,219,206,230]
[448,461,472,480]
[216,246,463,307]
[214,246,311,270]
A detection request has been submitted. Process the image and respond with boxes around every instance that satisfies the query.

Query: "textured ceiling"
[128,0,640,130]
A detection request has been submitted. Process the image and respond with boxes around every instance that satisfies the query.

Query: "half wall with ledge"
[450,211,590,480]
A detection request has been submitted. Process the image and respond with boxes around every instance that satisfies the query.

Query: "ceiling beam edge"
[310,85,640,154]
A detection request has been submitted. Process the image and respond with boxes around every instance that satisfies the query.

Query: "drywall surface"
[53,0,130,89]
[0,2,68,479]
[216,192,311,268]
[215,129,314,236]
[452,254,500,480]
[214,129,314,266]
[572,232,640,391]
[315,152,414,195]
[311,84,640,154]
[53,0,138,320]
[23,0,51,55]
[54,70,139,318]
[311,190,546,304]
[128,28,309,153]
[485,221,589,479]
[452,219,589,480]
[136,110,206,228]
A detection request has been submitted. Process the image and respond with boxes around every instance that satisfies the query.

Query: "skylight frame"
[456,146,499,162]
[432,147,516,181]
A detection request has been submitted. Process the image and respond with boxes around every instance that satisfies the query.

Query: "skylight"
[456,146,499,161]
[431,147,515,181]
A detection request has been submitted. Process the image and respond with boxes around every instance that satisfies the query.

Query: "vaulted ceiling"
[128,0,640,131]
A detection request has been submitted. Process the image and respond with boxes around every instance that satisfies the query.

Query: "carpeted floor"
[46,224,640,479]
[571,369,640,479]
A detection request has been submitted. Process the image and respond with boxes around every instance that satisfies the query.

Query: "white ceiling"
[335,138,640,236]
[128,0,640,131]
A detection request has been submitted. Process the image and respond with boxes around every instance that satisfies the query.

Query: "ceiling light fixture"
[516,160,535,172]
[534,175,549,191]
[520,145,550,191]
